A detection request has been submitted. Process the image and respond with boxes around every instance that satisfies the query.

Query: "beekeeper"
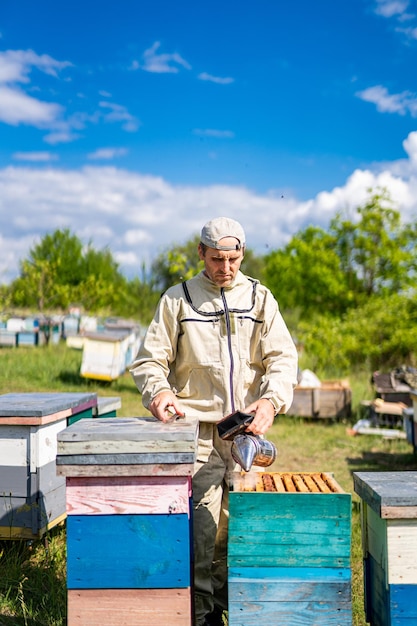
[130,216,298,626]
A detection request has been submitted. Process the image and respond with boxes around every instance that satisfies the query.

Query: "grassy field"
[1,342,416,625]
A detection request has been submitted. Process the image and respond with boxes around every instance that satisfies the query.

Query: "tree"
[151,235,204,292]
[330,187,417,299]
[30,228,85,286]
[297,293,417,373]
[11,257,71,311]
[264,188,417,321]
[9,228,126,313]
[263,225,352,319]
[122,273,161,325]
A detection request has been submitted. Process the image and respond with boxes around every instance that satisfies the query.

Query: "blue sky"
[1,0,417,284]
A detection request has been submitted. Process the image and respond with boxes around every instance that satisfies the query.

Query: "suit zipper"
[221,288,235,412]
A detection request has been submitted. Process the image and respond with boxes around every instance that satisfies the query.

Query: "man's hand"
[243,398,275,435]
[149,391,185,423]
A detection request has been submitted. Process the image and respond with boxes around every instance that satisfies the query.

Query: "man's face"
[198,236,244,287]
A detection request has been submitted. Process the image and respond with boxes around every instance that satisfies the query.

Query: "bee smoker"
[231,433,277,472]
[216,410,277,472]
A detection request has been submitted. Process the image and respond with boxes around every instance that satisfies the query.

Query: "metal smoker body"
[231,433,277,472]
[216,410,277,472]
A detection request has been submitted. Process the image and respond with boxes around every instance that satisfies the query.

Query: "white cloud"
[0,49,72,84]
[43,130,81,145]
[124,229,153,245]
[2,131,417,285]
[0,47,138,143]
[374,0,410,18]
[99,101,140,132]
[139,41,191,74]
[0,49,70,129]
[403,131,417,165]
[356,84,417,116]
[193,128,235,138]
[0,85,63,126]
[87,147,128,160]
[13,151,58,162]
[395,25,417,37]
[198,72,234,85]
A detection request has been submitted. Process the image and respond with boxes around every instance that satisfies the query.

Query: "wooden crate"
[287,381,352,418]
[353,471,417,626]
[228,471,352,626]
[57,416,198,626]
[0,392,97,540]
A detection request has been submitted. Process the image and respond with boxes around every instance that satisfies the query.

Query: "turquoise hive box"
[228,471,352,626]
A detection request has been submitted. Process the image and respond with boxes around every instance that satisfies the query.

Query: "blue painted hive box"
[228,471,352,626]
[353,471,417,626]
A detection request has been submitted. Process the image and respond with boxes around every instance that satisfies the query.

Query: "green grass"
[1,342,416,625]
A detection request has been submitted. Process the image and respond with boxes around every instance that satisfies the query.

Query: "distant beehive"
[228,471,352,626]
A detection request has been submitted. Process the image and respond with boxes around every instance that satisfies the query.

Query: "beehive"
[57,416,198,626]
[228,471,352,626]
[353,471,417,626]
[0,392,97,540]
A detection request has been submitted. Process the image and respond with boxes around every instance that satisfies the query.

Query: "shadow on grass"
[56,371,122,389]
[56,371,138,394]
[111,380,141,394]
[56,370,86,386]
[0,618,45,626]
[346,449,417,474]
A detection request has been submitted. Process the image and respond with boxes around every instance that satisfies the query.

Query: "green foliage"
[240,247,265,281]
[151,234,204,291]
[264,225,352,317]
[8,229,126,313]
[120,274,161,325]
[0,527,66,626]
[297,294,417,374]
[265,188,417,325]
[330,187,417,299]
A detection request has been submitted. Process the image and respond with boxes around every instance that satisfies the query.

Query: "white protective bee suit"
[130,268,298,624]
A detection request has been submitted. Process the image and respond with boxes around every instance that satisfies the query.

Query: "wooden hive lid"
[0,392,97,424]
[56,417,199,474]
[57,416,198,443]
[353,471,417,518]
